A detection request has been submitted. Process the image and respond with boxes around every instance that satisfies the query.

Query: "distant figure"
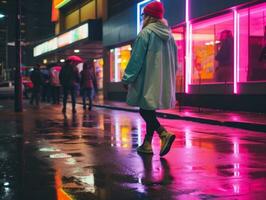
[122,2,177,156]
[50,64,61,104]
[215,30,234,82]
[59,56,82,114]
[30,64,43,107]
[80,59,97,110]
[40,67,51,102]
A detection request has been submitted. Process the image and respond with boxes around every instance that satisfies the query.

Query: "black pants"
[82,88,93,109]
[63,86,77,110]
[30,86,40,106]
[52,86,60,104]
[139,108,161,142]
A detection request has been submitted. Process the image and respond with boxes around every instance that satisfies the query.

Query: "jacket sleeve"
[122,30,149,84]
[172,37,178,72]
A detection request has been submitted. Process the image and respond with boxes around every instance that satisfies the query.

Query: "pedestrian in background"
[59,56,82,114]
[215,30,234,82]
[50,63,61,104]
[30,64,43,107]
[122,2,178,156]
[80,59,97,110]
[40,66,51,102]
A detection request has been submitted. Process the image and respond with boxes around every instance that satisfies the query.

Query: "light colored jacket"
[122,21,178,110]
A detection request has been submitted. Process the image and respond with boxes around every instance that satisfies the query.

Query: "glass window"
[172,26,185,92]
[94,58,104,89]
[110,45,132,82]
[97,0,103,18]
[65,9,79,30]
[55,22,60,35]
[239,3,266,82]
[191,14,234,84]
[80,0,96,22]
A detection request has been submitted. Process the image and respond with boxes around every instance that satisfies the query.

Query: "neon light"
[114,48,119,82]
[34,23,88,57]
[55,0,71,9]
[52,0,59,22]
[233,10,240,94]
[137,0,160,34]
[185,0,191,93]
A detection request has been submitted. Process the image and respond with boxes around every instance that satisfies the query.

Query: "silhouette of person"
[215,30,234,82]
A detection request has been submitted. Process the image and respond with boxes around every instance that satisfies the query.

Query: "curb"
[93,103,266,133]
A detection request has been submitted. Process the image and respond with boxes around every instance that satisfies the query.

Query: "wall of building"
[102,0,266,112]
[103,6,137,47]
[190,0,257,19]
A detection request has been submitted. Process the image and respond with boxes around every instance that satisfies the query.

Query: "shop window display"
[110,45,132,82]
[94,58,104,90]
[172,26,185,92]
[191,14,234,84]
[239,3,266,82]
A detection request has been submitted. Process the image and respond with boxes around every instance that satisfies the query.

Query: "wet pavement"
[0,100,266,200]
[91,100,266,132]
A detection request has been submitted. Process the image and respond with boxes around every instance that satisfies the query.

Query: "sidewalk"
[90,99,266,132]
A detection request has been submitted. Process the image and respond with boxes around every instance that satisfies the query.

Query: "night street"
[0,100,266,200]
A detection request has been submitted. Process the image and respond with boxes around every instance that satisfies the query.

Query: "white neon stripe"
[233,9,239,94]
[185,0,191,93]
[237,12,240,83]
[114,48,119,82]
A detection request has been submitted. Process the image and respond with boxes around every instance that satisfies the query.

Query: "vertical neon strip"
[114,48,119,82]
[185,0,191,93]
[137,0,160,34]
[237,12,240,83]
[233,10,240,94]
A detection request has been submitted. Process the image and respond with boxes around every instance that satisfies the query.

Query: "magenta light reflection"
[185,128,192,148]
[233,139,240,194]
[185,0,192,93]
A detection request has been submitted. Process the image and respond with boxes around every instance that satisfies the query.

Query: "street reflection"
[55,171,73,200]
[17,107,266,199]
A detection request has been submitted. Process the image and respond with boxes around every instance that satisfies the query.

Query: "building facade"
[32,0,266,112]
[102,0,266,112]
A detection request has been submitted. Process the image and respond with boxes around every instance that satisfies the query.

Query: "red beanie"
[143,1,164,19]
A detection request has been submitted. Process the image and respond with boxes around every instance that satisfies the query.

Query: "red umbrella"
[52,65,61,72]
[67,55,83,62]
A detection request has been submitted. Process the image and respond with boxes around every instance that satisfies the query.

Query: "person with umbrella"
[50,63,62,104]
[59,56,82,114]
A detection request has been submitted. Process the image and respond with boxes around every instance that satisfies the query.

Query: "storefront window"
[110,45,132,82]
[94,58,104,89]
[80,0,96,22]
[172,26,185,92]
[65,9,79,30]
[239,3,266,82]
[191,14,234,84]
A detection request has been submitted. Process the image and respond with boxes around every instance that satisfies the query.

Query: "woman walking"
[80,59,97,110]
[122,2,178,156]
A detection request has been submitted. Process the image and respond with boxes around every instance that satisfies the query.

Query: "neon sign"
[54,0,71,9]
[34,23,88,57]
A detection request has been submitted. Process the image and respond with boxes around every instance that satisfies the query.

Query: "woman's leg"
[62,87,68,112]
[139,108,175,156]
[139,108,161,143]
[88,88,93,110]
[82,88,87,109]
